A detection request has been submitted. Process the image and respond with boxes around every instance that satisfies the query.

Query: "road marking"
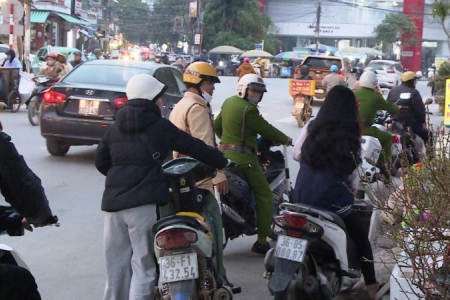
[276,116,295,123]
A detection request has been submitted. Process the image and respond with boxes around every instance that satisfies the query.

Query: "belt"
[218,143,255,155]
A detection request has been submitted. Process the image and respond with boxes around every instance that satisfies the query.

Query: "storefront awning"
[55,12,88,26]
[30,11,50,23]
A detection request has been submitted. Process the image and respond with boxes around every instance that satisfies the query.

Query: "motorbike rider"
[353,71,399,174]
[386,71,429,145]
[293,85,378,300]
[70,51,83,68]
[353,67,382,95]
[160,51,170,65]
[55,52,73,76]
[0,120,55,300]
[3,50,22,69]
[95,74,232,300]
[322,65,346,95]
[295,65,313,80]
[168,61,236,288]
[236,57,256,79]
[214,74,293,255]
[90,48,103,60]
[38,51,62,79]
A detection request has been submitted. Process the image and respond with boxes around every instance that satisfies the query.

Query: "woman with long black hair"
[293,85,378,299]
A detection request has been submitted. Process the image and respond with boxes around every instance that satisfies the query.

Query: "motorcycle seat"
[151,215,209,236]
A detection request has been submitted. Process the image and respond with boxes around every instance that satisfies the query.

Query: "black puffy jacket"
[387,83,426,125]
[95,99,228,212]
[0,132,53,226]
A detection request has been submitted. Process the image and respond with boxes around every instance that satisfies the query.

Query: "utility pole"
[196,0,202,55]
[315,1,321,53]
[23,0,30,72]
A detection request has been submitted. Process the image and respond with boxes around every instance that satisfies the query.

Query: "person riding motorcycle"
[386,71,429,145]
[168,62,236,288]
[353,71,399,173]
[214,74,293,255]
[295,65,313,80]
[160,51,170,65]
[55,52,72,77]
[353,67,382,95]
[322,65,346,95]
[38,52,62,79]
[0,120,55,300]
[236,57,256,79]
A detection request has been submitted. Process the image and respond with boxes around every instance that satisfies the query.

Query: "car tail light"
[392,135,401,144]
[114,97,128,109]
[387,69,395,73]
[282,212,307,238]
[156,228,198,250]
[43,90,66,104]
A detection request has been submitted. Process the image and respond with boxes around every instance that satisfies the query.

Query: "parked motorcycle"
[26,75,57,126]
[219,139,293,246]
[152,158,240,300]
[263,202,386,300]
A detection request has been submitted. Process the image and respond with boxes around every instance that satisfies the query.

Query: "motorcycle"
[219,139,293,246]
[263,202,387,300]
[0,208,59,291]
[292,92,313,127]
[152,158,240,300]
[26,75,57,126]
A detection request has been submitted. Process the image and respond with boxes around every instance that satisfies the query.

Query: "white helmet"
[359,71,378,89]
[363,67,376,73]
[237,74,267,99]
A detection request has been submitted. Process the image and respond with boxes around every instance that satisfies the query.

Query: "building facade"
[259,0,447,71]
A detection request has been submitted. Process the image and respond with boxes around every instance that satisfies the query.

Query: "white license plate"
[78,99,100,115]
[275,235,308,262]
[159,253,198,283]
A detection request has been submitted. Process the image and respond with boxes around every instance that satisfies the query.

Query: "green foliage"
[374,13,418,49]
[432,0,450,51]
[428,62,450,93]
[111,0,152,44]
[202,0,278,53]
[148,0,191,46]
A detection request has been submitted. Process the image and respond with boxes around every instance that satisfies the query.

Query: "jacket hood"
[115,99,161,133]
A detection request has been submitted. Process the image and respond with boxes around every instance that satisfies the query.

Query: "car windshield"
[367,62,393,71]
[62,64,153,86]
[303,58,342,69]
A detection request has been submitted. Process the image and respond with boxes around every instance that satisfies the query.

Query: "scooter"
[152,158,240,300]
[263,202,387,300]
[26,75,56,126]
[0,208,59,292]
[219,139,293,246]
[292,92,313,127]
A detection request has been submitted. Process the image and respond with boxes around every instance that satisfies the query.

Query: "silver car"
[367,60,404,88]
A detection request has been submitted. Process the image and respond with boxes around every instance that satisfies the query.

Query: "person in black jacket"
[95,73,230,300]
[387,71,429,144]
[0,120,55,300]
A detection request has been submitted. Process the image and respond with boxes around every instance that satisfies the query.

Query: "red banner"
[401,0,425,72]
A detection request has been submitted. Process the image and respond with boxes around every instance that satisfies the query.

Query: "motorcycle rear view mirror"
[39,56,46,62]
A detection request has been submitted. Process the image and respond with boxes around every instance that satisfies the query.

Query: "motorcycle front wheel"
[28,100,41,126]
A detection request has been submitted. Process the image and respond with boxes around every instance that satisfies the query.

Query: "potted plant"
[428,61,450,115]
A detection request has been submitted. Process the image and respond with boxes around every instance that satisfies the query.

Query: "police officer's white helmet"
[359,71,379,89]
[236,74,267,99]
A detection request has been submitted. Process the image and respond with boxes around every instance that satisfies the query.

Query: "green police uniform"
[214,95,289,243]
[354,87,399,165]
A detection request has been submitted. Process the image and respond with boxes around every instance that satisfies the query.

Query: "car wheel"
[46,138,70,156]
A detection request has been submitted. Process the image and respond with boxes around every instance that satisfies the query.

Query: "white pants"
[103,204,158,300]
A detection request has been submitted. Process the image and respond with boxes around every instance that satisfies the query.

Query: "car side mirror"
[39,56,46,62]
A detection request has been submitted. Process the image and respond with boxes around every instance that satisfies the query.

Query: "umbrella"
[240,49,273,58]
[306,43,338,53]
[274,51,302,61]
[338,46,364,54]
[208,45,244,55]
[359,47,384,56]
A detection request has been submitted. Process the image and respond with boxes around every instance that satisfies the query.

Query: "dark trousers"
[409,122,429,145]
[342,211,377,285]
[0,264,41,300]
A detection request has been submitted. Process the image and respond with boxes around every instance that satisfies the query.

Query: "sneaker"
[251,241,271,255]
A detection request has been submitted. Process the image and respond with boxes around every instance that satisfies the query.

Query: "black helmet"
[300,65,310,76]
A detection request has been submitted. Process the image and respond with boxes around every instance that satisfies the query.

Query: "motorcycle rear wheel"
[28,101,41,126]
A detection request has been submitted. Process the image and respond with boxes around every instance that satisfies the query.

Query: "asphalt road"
[0,77,438,300]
